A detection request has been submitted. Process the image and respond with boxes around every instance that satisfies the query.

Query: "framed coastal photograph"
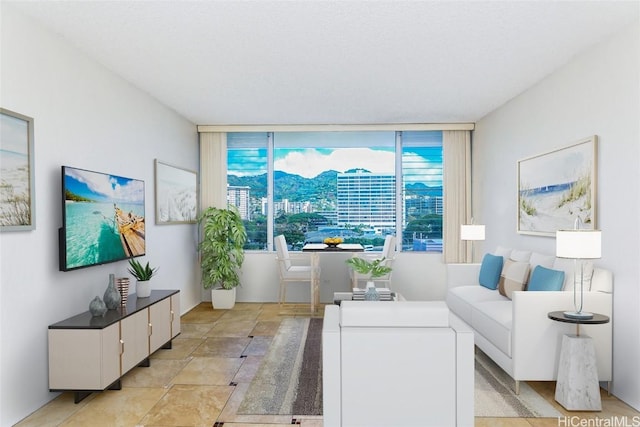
[1,108,35,231]
[517,136,597,236]
[154,160,197,224]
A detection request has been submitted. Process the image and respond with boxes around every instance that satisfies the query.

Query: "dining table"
[302,243,364,313]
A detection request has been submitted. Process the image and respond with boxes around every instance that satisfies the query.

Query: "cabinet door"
[120,308,149,374]
[48,323,120,390]
[149,297,171,353]
[171,293,181,338]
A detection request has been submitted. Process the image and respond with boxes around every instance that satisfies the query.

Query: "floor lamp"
[461,224,485,262]
[556,228,601,320]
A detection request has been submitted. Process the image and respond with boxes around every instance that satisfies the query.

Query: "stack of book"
[352,288,366,300]
[352,287,393,301]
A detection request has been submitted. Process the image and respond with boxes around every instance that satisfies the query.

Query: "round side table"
[548,311,610,411]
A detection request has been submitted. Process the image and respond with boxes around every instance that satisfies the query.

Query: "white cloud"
[275,148,394,178]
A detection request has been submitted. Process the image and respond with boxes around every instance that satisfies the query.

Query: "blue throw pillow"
[478,253,503,290]
[528,265,565,291]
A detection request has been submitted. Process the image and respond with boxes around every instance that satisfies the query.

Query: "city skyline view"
[226,131,444,251]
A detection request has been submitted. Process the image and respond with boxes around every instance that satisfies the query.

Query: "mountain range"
[227,170,442,202]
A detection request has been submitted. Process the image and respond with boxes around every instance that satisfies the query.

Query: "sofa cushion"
[498,259,530,299]
[509,250,532,262]
[494,246,512,258]
[446,286,506,326]
[479,254,503,290]
[529,252,556,270]
[528,265,565,291]
[471,301,513,357]
[553,258,594,291]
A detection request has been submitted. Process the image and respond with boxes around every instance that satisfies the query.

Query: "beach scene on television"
[63,167,145,270]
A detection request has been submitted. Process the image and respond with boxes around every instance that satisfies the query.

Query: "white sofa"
[446,247,613,393]
[323,301,474,427]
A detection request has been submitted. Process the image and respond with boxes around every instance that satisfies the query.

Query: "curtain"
[199,132,227,210]
[443,130,472,263]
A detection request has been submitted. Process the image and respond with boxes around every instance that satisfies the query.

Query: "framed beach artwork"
[1,108,35,231]
[154,160,198,224]
[517,136,597,236]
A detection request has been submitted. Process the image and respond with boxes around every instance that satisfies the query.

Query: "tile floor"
[15,302,640,427]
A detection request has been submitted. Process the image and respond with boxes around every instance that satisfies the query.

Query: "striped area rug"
[238,317,560,418]
[237,317,323,415]
[475,349,562,417]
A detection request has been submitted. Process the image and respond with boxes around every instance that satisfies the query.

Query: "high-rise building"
[336,170,396,228]
[227,185,251,220]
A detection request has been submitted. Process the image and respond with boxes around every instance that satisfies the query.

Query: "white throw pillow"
[494,246,512,258]
[509,249,532,262]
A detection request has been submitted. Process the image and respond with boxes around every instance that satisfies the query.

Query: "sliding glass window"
[226,130,443,252]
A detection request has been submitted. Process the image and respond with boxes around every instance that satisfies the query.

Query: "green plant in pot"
[198,206,247,309]
[128,258,158,298]
[345,257,393,287]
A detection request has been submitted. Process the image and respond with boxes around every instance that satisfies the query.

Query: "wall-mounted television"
[59,166,146,271]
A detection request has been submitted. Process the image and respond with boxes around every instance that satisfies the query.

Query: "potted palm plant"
[197,206,247,309]
[128,258,158,298]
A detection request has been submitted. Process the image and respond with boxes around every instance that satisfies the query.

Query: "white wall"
[473,23,640,410]
[217,252,447,305]
[0,7,201,426]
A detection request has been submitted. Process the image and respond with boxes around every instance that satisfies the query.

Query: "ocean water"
[64,201,145,269]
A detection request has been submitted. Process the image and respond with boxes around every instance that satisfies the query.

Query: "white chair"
[350,235,396,289]
[274,235,316,312]
[323,301,474,426]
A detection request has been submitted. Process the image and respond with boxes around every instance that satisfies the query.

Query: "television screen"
[59,166,145,271]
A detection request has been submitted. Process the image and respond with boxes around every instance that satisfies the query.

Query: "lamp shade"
[556,230,601,259]
[460,224,485,241]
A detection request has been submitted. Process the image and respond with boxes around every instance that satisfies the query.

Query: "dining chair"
[274,234,317,312]
[350,235,397,289]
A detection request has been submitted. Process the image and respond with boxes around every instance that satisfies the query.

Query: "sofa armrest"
[446,263,481,289]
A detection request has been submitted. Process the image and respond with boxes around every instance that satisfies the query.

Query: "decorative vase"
[116,277,130,306]
[136,280,151,298]
[365,282,379,301]
[103,273,121,309]
[89,296,107,317]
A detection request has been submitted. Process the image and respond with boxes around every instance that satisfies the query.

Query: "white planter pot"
[211,287,236,309]
[136,280,151,298]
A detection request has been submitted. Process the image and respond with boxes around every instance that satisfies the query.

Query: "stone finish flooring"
[16,302,640,427]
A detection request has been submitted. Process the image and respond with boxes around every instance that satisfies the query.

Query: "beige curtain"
[443,130,472,263]
[199,132,227,210]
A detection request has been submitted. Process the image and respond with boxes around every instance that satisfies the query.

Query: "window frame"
[210,123,474,252]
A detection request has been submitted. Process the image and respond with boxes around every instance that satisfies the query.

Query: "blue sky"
[227,131,443,185]
[64,167,144,203]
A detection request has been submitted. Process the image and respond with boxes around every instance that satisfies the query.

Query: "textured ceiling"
[6,1,640,125]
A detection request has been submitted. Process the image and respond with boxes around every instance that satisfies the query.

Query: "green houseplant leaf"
[128,258,158,281]
[197,206,247,290]
[345,257,392,280]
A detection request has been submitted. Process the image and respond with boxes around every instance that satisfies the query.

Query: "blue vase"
[103,273,121,310]
[365,284,379,301]
[89,296,107,317]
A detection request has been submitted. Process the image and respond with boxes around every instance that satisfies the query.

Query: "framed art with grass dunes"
[154,160,197,224]
[517,136,597,236]
[1,108,35,231]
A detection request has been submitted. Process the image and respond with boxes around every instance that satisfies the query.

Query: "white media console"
[48,290,180,402]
